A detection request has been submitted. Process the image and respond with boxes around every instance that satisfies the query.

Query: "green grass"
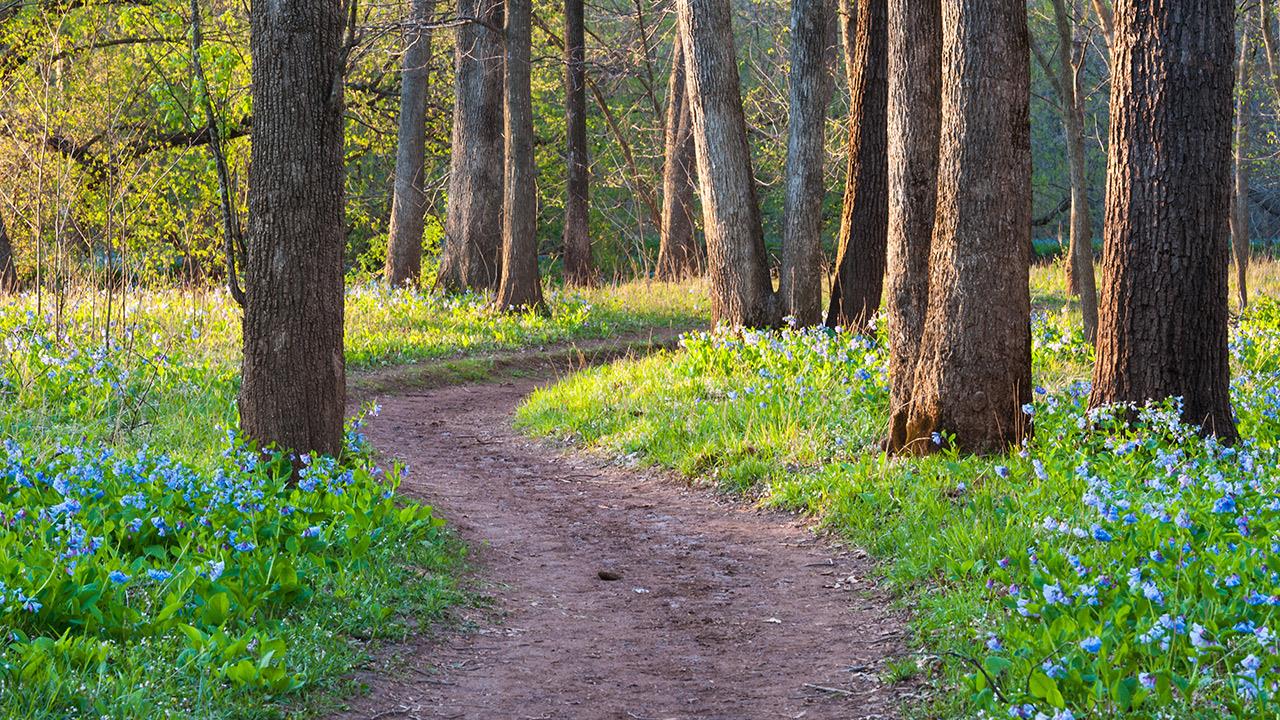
[517,264,1280,719]
[0,278,706,718]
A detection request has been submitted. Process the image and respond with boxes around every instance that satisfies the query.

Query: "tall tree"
[0,215,17,293]
[777,0,836,325]
[883,0,941,454]
[561,0,594,285]
[385,0,437,287]
[439,0,505,292]
[239,0,347,458]
[657,25,702,279]
[825,0,888,330]
[1048,0,1099,343]
[679,0,777,327]
[1232,13,1253,310]
[1089,0,1237,441]
[903,0,1032,455]
[494,0,544,309]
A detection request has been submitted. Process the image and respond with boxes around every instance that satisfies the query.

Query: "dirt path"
[335,371,910,720]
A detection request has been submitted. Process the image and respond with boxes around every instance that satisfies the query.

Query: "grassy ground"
[0,278,707,719]
[517,260,1280,719]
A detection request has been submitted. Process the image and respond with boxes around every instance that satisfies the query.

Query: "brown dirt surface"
[332,364,911,720]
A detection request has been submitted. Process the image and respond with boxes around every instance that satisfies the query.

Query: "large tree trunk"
[657,26,702,280]
[1089,0,1237,441]
[902,0,1032,455]
[561,0,594,285]
[883,0,941,454]
[1051,0,1098,343]
[777,0,836,325]
[240,0,347,458]
[385,0,436,287]
[825,0,888,331]
[494,0,544,310]
[439,0,505,293]
[0,212,17,293]
[678,0,777,327]
[1232,19,1252,310]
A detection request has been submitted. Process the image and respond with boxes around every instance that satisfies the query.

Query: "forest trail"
[335,360,910,720]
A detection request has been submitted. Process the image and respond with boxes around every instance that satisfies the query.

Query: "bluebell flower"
[109,570,129,584]
[1079,636,1101,653]
[147,569,173,582]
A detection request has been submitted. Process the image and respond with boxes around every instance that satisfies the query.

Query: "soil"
[333,355,911,719]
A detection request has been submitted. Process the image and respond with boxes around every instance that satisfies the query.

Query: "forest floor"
[331,333,911,720]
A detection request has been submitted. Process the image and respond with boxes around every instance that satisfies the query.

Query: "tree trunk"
[0,212,17,293]
[678,0,777,327]
[385,0,436,287]
[494,0,544,310]
[1262,0,1280,103]
[240,0,347,459]
[561,0,594,286]
[1051,0,1098,343]
[1232,18,1252,310]
[439,0,505,293]
[825,0,888,331]
[777,0,836,325]
[902,0,1033,455]
[657,26,702,280]
[883,0,941,454]
[1089,0,1237,441]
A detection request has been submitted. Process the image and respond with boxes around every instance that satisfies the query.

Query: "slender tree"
[778,0,836,325]
[679,0,777,327]
[385,0,437,287]
[883,0,941,454]
[1232,15,1253,310]
[903,0,1033,455]
[439,0,505,292]
[494,0,544,309]
[1263,0,1280,102]
[562,0,594,285]
[1089,0,1237,441]
[239,0,347,458]
[0,215,17,293]
[825,0,888,330]
[657,25,702,279]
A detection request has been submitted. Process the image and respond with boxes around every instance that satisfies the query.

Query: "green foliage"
[517,284,1280,719]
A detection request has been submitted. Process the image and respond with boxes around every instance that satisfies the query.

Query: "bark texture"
[0,213,17,293]
[1089,0,1237,441]
[777,0,836,325]
[1232,20,1252,310]
[439,0,505,292]
[562,0,594,285]
[883,0,940,454]
[494,0,544,310]
[903,0,1032,455]
[1051,0,1098,343]
[825,0,888,331]
[240,0,347,458]
[385,0,436,287]
[657,27,702,280]
[679,0,777,327]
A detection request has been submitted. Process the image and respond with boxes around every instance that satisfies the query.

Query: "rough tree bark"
[678,0,777,327]
[883,0,941,454]
[1089,0,1237,441]
[657,26,702,280]
[561,0,594,285]
[825,0,888,331]
[385,0,436,287]
[494,0,544,310]
[0,213,17,293]
[239,0,347,458]
[902,0,1033,455]
[1232,17,1253,310]
[439,0,505,292]
[1051,0,1099,343]
[777,0,836,325]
